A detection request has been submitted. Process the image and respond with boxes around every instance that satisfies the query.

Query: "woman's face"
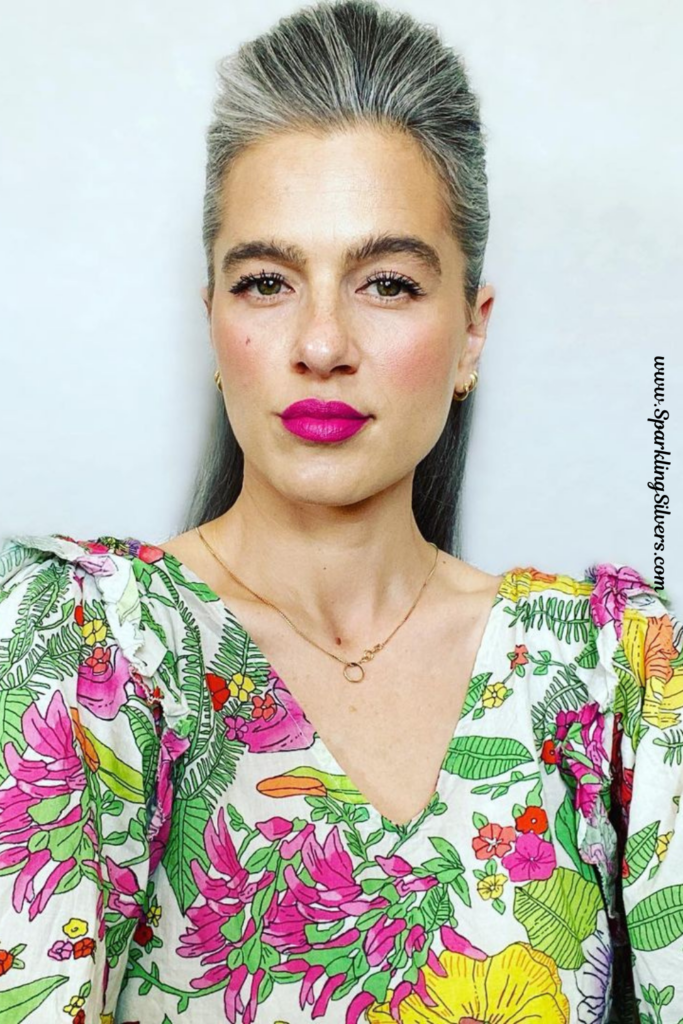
[203,125,494,509]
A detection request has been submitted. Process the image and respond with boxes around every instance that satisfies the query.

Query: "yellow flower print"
[366,941,570,1024]
[476,873,507,900]
[64,995,86,1016]
[147,903,162,926]
[100,1016,115,1024]
[81,618,107,646]
[481,682,509,709]
[62,918,88,939]
[228,673,255,702]
[656,830,674,862]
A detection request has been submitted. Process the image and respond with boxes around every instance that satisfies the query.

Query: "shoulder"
[0,532,169,680]
[488,559,673,628]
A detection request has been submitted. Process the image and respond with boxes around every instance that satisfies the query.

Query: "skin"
[169,124,497,647]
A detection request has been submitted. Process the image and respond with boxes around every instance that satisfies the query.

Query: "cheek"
[380,326,454,396]
[215,323,261,383]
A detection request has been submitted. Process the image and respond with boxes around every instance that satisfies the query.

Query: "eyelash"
[228,268,425,303]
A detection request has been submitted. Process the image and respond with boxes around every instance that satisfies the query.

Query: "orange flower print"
[515,806,549,834]
[69,708,100,772]
[73,937,96,959]
[509,644,529,668]
[251,692,277,721]
[472,822,516,859]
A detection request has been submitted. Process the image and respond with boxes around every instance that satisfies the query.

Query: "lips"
[281,416,370,442]
[281,398,369,420]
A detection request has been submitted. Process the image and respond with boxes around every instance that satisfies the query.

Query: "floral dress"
[0,532,681,1024]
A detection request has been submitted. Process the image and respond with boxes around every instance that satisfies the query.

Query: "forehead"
[215,125,454,260]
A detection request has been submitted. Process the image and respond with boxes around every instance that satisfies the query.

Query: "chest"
[230,601,493,828]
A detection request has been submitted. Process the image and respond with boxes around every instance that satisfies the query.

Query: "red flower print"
[515,806,548,834]
[471,822,516,860]
[73,1011,86,1024]
[74,603,85,626]
[509,644,529,668]
[133,921,153,946]
[73,937,96,959]
[541,739,559,765]
[206,672,230,711]
[622,859,630,879]
[0,950,14,976]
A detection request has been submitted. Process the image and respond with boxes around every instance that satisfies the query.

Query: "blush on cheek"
[385,328,452,396]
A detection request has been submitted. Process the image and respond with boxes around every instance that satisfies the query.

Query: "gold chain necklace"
[194,524,440,683]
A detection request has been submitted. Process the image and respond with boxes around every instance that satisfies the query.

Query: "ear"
[457,284,496,377]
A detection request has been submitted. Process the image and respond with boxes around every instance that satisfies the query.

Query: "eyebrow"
[220,232,443,279]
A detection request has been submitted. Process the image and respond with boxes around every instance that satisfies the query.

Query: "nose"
[290,302,359,378]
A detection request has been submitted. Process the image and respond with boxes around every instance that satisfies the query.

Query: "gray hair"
[202,0,489,315]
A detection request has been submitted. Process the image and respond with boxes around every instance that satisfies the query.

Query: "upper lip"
[280,398,370,419]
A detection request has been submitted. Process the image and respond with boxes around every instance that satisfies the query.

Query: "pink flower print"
[555,702,609,820]
[375,853,439,896]
[364,917,406,966]
[440,923,488,960]
[471,822,516,860]
[588,562,654,640]
[178,808,271,970]
[502,832,557,881]
[105,857,144,919]
[224,714,249,742]
[178,808,277,1022]
[255,817,294,842]
[0,689,87,919]
[48,940,73,960]
[77,642,132,721]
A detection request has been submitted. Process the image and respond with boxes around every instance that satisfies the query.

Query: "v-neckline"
[141,536,513,832]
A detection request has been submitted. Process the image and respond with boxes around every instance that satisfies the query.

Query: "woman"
[0,2,680,1022]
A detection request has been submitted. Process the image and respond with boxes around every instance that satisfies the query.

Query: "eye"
[229,270,288,300]
[363,270,425,302]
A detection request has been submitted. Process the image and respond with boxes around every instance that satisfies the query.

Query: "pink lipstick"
[280,398,372,443]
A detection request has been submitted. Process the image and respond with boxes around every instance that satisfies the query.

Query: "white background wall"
[1,0,681,607]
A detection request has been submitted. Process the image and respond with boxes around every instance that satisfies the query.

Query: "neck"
[205,480,440,644]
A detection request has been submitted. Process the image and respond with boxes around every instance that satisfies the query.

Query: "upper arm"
[0,540,163,1020]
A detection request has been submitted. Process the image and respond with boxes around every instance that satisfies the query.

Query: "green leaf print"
[554,792,596,882]
[623,821,660,888]
[0,975,68,1024]
[530,667,590,749]
[442,735,534,780]
[81,726,145,803]
[163,792,212,913]
[459,671,492,719]
[0,688,33,782]
[626,885,683,950]
[513,866,602,969]
[613,645,644,740]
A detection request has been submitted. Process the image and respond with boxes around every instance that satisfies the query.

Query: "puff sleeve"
[0,534,168,1022]
[609,572,683,1021]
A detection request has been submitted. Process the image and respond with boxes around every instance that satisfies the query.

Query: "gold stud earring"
[214,369,223,393]
[453,369,479,401]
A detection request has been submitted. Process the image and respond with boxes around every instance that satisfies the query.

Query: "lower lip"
[280,416,371,442]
